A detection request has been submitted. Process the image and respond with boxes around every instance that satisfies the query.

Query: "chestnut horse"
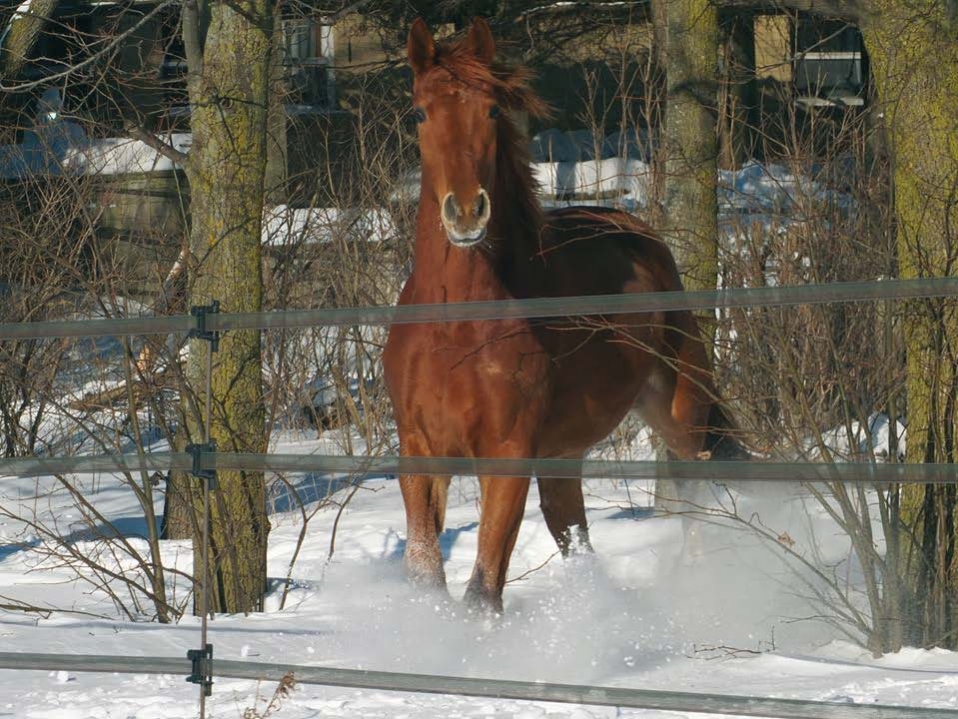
[382,18,745,613]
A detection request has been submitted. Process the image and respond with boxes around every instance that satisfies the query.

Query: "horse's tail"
[703,401,751,461]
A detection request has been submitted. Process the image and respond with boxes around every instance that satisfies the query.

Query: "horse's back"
[533,206,684,298]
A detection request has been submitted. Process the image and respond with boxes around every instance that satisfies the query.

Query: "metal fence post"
[186,302,221,714]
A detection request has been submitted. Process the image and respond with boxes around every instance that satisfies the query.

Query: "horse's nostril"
[442,194,461,223]
[474,192,486,219]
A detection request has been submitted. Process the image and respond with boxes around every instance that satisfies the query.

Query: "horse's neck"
[412,196,510,304]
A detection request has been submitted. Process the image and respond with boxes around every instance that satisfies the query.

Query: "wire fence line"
[0,651,953,719]
[1,277,956,341]
[1,452,958,484]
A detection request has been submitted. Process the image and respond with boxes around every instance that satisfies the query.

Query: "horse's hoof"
[407,573,448,595]
[463,585,504,617]
[404,564,448,594]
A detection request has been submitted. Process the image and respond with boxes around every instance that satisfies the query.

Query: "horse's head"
[406,18,504,247]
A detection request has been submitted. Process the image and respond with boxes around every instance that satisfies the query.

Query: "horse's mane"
[433,33,550,120]
[432,33,549,254]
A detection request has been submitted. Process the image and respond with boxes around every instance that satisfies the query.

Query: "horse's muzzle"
[440,189,491,247]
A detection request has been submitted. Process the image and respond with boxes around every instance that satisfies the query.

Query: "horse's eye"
[489,105,501,119]
[413,107,427,124]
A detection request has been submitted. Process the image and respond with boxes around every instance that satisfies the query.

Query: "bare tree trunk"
[658,0,719,291]
[180,0,272,615]
[652,0,721,510]
[863,0,958,650]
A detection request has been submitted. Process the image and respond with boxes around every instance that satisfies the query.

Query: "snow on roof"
[0,118,191,179]
[67,134,192,175]
[719,161,855,214]
[0,88,194,178]
[263,205,399,247]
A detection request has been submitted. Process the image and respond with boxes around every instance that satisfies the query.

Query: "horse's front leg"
[464,475,531,614]
[398,434,451,591]
[400,473,451,590]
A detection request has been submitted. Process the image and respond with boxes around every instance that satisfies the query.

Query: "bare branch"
[126,124,191,167]
[0,0,179,93]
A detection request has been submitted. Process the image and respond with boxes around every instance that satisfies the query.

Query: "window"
[794,19,865,108]
[283,18,335,111]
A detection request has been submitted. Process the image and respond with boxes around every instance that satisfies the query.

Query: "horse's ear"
[407,18,435,75]
[466,17,495,64]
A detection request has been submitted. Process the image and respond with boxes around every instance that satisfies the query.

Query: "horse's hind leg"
[538,458,593,555]
[464,475,531,614]
[634,321,714,462]
[399,468,451,591]
[634,338,713,532]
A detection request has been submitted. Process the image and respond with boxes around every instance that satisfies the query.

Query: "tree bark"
[652,0,721,511]
[862,1,958,650]
[0,0,58,81]
[181,0,272,615]
[660,0,720,293]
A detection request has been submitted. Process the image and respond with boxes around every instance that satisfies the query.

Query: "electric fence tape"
[0,652,954,719]
[1,452,957,484]
[0,277,956,341]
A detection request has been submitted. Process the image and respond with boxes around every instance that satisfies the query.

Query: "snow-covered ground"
[1,423,957,718]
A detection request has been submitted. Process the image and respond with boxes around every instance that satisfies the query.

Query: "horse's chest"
[430,323,544,394]
[386,321,550,447]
